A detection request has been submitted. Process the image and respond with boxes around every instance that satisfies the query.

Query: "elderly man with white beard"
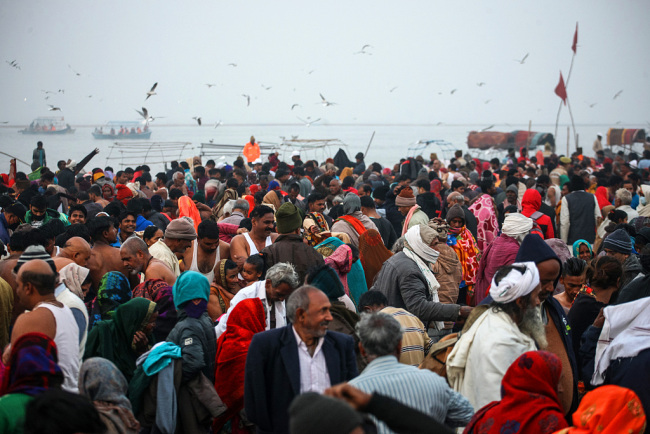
[446,262,545,411]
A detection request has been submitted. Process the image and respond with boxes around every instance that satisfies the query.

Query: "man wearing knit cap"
[447,262,544,411]
[395,186,429,236]
[330,194,378,248]
[371,224,471,333]
[603,228,642,288]
[261,202,324,283]
[149,217,197,277]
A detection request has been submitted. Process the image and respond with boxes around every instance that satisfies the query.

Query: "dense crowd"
[0,137,648,434]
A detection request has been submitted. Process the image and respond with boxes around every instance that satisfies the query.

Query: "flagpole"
[555,22,578,143]
[566,95,578,148]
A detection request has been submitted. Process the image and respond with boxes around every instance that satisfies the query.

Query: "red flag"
[571,22,578,53]
[555,72,567,105]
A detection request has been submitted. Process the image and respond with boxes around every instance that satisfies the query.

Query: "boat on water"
[92,121,151,140]
[19,116,75,135]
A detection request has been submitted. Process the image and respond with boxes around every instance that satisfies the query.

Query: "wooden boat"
[607,128,646,146]
[19,116,75,135]
[467,130,554,151]
[93,121,151,140]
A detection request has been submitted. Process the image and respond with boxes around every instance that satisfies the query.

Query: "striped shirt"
[381,307,433,366]
[349,356,474,433]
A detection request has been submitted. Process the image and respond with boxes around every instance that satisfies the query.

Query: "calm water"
[0,123,623,175]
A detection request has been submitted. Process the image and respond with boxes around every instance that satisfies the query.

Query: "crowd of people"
[0,139,648,433]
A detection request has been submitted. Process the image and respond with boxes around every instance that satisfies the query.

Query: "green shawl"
[84,298,156,383]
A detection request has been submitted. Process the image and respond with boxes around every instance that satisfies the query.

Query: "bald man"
[120,237,176,285]
[55,237,91,270]
[9,258,80,392]
[86,216,128,291]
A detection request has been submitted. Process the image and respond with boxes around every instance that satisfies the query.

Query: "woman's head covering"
[595,186,611,210]
[490,261,540,303]
[464,351,567,434]
[3,332,63,396]
[572,239,593,258]
[262,190,282,211]
[59,262,90,299]
[306,265,345,300]
[359,229,393,287]
[501,213,533,242]
[79,357,132,410]
[177,196,201,233]
[115,184,133,205]
[563,385,646,433]
[89,271,131,330]
[446,204,465,224]
[132,279,177,342]
[545,238,572,265]
[342,194,361,215]
[427,218,449,241]
[172,270,210,309]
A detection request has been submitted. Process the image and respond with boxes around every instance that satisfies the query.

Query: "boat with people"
[92,121,151,140]
[19,116,75,135]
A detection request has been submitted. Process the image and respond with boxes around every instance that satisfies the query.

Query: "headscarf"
[595,186,611,210]
[545,238,572,265]
[464,351,567,434]
[177,196,201,233]
[447,206,480,300]
[212,187,238,219]
[213,298,266,432]
[324,244,354,296]
[262,190,281,211]
[304,212,330,246]
[556,385,646,433]
[501,213,533,243]
[340,167,353,180]
[84,298,157,382]
[115,184,133,205]
[430,178,442,202]
[307,266,345,300]
[59,262,90,299]
[210,259,241,319]
[468,193,499,251]
[358,229,393,287]
[172,270,210,309]
[88,271,132,331]
[102,183,115,201]
[79,357,140,433]
[2,332,63,396]
[315,237,367,306]
[342,194,361,215]
[132,279,177,342]
[489,261,540,303]
[572,239,593,259]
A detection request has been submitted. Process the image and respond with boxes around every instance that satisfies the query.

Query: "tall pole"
[555,25,577,140]
[566,96,578,149]
[567,127,570,156]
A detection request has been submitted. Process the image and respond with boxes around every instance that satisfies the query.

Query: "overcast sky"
[1,0,648,127]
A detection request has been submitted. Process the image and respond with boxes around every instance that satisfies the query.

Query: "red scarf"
[337,215,368,237]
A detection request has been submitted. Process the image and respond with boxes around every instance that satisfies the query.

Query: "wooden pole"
[527,120,532,150]
[567,127,570,156]
[566,96,578,148]
[364,131,376,158]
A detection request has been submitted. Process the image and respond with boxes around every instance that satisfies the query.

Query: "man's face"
[103,224,118,243]
[30,206,46,221]
[536,259,561,301]
[560,274,584,301]
[120,215,136,235]
[454,185,465,194]
[170,238,193,254]
[69,210,86,225]
[449,217,463,229]
[433,160,441,171]
[506,190,517,203]
[374,197,384,207]
[120,250,145,275]
[398,206,411,216]
[117,173,129,184]
[624,182,635,194]
[604,248,628,264]
[198,237,219,253]
[173,174,184,187]
[309,199,325,213]
[295,290,332,339]
[329,180,341,195]
[289,189,299,201]
[266,281,293,303]
[5,213,19,226]
[253,212,275,237]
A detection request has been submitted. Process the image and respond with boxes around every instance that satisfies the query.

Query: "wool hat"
[395,187,416,207]
[115,184,133,205]
[506,184,519,195]
[275,202,302,234]
[446,204,465,224]
[602,229,632,255]
[165,218,197,240]
[15,245,56,273]
[92,171,105,182]
[289,392,363,434]
[172,270,210,309]
[560,156,572,164]
[307,266,345,300]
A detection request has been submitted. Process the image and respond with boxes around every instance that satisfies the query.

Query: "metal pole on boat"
[364,131,376,158]
[527,120,532,149]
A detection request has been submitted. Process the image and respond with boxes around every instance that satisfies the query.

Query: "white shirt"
[292,326,331,394]
[149,239,181,277]
[215,280,286,337]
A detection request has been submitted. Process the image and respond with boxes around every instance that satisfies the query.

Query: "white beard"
[519,305,548,349]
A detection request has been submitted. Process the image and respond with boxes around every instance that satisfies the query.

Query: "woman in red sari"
[213,298,265,433]
[464,351,568,434]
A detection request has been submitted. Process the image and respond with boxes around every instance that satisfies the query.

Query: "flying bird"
[214,120,223,128]
[291,104,301,110]
[58,89,65,94]
[476,82,486,87]
[484,99,491,104]
[297,117,321,127]
[228,63,237,67]
[135,107,149,120]
[319,93,337,106]
[450,89,457,95]
[145,82,158,100]
[515,53,529,64]
[586,102,597,108]
[261,84,272,90]
[354,44,373,55]
[242,94,250,106]
[6,60,20,70]
[481,125,495,131]
[613,90,623,99]
[389,86,398,93]
[192,117,202,126]
[205,83,217,88]
[307,70,315,75]
[48,105,61,112]
[68,65,81,76]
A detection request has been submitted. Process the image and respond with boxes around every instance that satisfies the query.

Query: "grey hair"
[286,285,321,323]
[355,312,403,358]
[448,192,465,206]
[120,236,149,255]
[615,188,632,205]
[266,262,300,290]
[223,200,236,215]
[391,236,405,253]
[233,199,250,213]
[173,171,184,180]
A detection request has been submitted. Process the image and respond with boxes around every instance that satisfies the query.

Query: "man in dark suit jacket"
[244,286,358,434]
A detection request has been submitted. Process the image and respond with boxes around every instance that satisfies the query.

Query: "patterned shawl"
[447,225,480,302]
[3,332,63,396]
[468,194,499,251]
[132,279,177,342]
[315,237,367,307]
[88,271,132,331]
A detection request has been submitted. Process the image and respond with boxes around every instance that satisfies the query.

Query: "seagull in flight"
[319,93,337,106]
[261,84,272,90]
[450,89,457,95]
[389,86,398,93]
[354,44,373,55]
[291,104,301,110]
[476,82,486,87]
[6,60,20,70]
[515,53,529,64]
[481,125,495,131]
[297,117,321,127]
[205,83,217,88]
[145,82,158,100]
[214,120,223,128]
[242,94,250,106]
[613,90,623,99]
[586,102,597,108]
[48,104,61,112]
[228,63,237,67]
[484,99,491,104]
[192,117,202,126]
[68,65,81,76]
[135,107,149,121]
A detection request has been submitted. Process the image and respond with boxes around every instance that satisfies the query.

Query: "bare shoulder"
[11,308,56,343]
[219,241,231,258]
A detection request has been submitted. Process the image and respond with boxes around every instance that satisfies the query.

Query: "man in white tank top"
[9,253,80,392]
[230,205,278,268]
[182,220,230,283]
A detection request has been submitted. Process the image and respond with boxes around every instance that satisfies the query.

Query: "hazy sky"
[1,0,649,127]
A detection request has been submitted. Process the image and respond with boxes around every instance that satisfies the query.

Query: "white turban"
[502,213,533,243]
[404,225,440,264]
[489,261,540,304]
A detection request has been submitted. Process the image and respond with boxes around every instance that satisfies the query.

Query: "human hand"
[324,383,372,411]
[459,306,473,319]
[236,227,249,234]
[132,331,148,352]
[94,148,100,154]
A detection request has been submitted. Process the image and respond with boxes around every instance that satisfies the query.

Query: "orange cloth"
[177,196,201,232]
[243,142,260,163]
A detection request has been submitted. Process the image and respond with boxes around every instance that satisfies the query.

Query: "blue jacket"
[244,325,358,434]
[0,214,10,245]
